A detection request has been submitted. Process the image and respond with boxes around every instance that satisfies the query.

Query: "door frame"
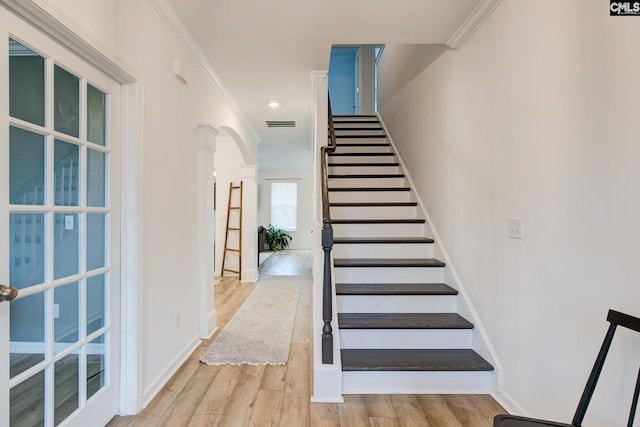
[0,0,144,415]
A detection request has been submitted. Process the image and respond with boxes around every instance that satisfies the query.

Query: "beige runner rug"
[200,275,300,365]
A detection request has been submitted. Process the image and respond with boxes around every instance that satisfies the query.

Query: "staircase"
[328,115,494,394]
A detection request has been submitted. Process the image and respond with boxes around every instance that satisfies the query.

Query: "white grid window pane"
[270,182,297,231]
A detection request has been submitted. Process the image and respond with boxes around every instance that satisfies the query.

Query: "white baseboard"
[142,335,200,407]
[241,268,258,282]
[200,308,218,339]
[310,396,345,403]
[491,390,529,417]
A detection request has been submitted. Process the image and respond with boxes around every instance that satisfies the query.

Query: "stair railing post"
[320,96,337,364]
[321,220,334,364]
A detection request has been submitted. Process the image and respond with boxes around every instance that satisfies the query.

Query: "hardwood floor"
[108,250,506,426]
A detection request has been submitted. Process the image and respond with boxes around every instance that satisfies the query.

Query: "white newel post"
[310,70,343,402]
[241,165,258,282]
[195,124,218,339]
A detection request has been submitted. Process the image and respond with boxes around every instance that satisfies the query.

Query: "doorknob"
[0,284,18,302]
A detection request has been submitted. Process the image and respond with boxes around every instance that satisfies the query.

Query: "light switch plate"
[64,215,74,230]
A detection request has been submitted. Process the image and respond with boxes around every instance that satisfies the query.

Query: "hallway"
[108,250,505,426]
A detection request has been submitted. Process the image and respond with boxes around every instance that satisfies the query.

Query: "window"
[271,182,297,231]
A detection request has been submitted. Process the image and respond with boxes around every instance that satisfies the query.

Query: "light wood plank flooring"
[108,250,506,426]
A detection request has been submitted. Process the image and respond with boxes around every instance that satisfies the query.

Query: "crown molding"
[147,0,261,145]
[447,0,503,50]
[0,0,137,83]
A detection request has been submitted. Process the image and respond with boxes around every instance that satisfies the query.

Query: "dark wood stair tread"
[334,134,387,139]
[328,187,410,192]
[328,174,404,179]
[331,120,380,124]
[328,162,400,167]
[333,258,445,267]
[333,237,433,244]
[331,202,416,207]
[333,115,378,120]
[341,349,494,372]
[333,114,378,117]
[331,219,425,225]
[334,143,390,147]
[336,283,457,296]
[329,152,394,157]
[338,313,472,329]
[332,127,384,131]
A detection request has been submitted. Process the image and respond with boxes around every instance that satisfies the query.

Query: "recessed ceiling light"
[268,102,280,108]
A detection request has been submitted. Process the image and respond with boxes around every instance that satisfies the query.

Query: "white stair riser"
[328,155,396,164]
[332,222,424,237]
[333,243,433,258]
[337,294,456,313]
[333,145,391,153]
[334,266,444,283]
[328,177,406,188]
[329,191,410,203]
[329,165,400,175]
[342,371,492,394]
[339,329,472,349]
[331,205,417,219]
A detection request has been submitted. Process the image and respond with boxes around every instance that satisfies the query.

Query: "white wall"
[257,169,314,250]
[378,1,640,424]
[358,45,376,115]
[48,0,259,406]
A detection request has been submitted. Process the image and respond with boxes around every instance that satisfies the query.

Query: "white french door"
[0,8,121,427]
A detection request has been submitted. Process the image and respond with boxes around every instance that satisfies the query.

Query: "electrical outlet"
[508,217,523,239]
[54,304,60,319]
[175,313,181,329]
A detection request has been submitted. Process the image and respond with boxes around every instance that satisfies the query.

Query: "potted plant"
[264,224,293,251]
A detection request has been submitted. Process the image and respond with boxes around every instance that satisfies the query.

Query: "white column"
[195,124,218,339]
[241,165,258,282]
[310,71,344,402]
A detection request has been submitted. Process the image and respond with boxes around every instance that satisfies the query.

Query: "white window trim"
[270,181,298,232]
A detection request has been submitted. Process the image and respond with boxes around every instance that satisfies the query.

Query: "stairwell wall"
[378,1,640,424]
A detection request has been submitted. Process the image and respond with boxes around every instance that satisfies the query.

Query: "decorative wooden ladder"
[221,181,243,279]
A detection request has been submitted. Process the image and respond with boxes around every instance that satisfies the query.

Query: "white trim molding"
[142,336,200,407]
[240,165,258,282]
[309,71,343,402]
[0,0,137,82]
[447,0,503,49]
[195,124,218,338]
[196,124,218,151]
[120,80,144,415]
[147,0,261,146]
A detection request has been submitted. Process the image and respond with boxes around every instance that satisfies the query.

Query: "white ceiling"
[167,0,482,163]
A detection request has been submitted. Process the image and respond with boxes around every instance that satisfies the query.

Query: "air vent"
[265,120,296,128]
